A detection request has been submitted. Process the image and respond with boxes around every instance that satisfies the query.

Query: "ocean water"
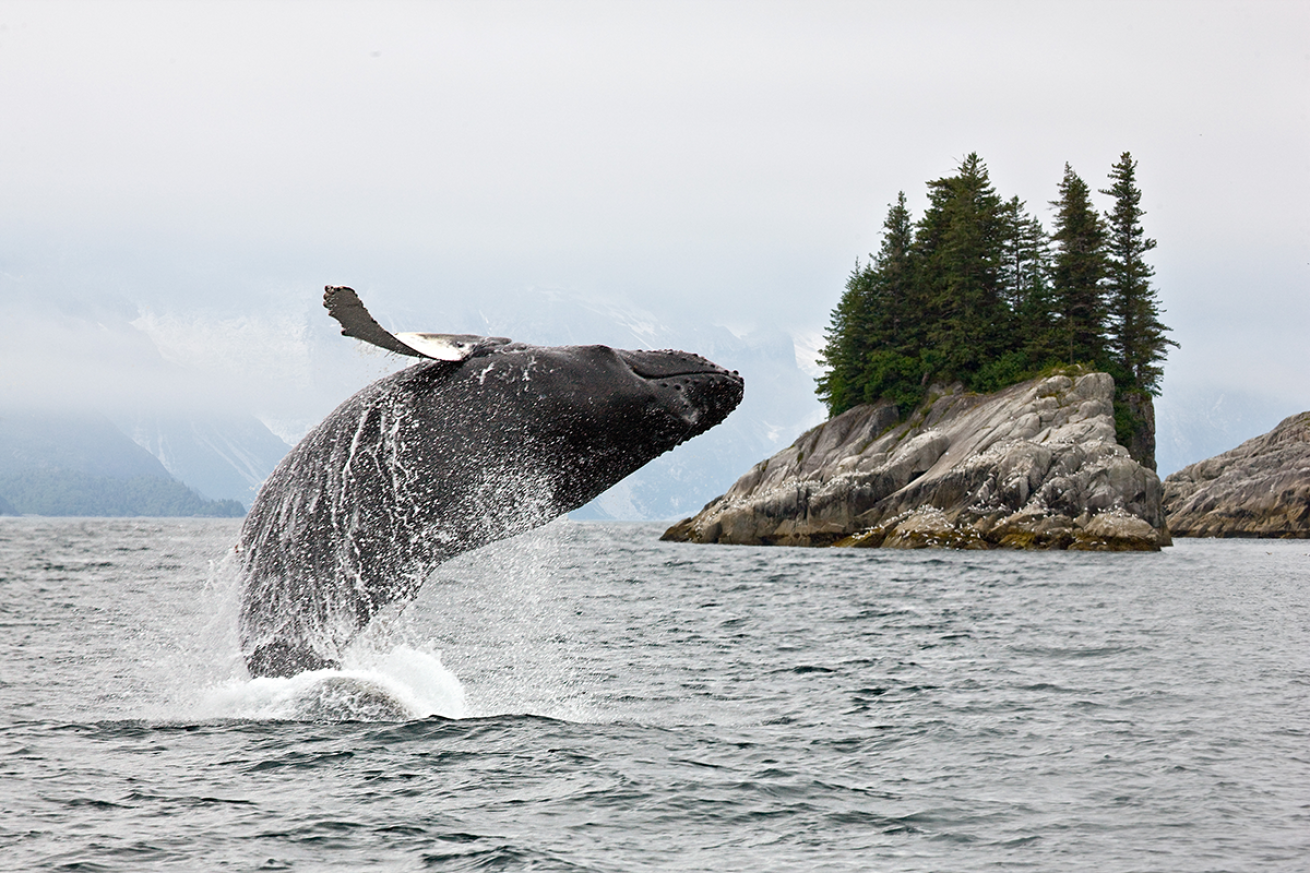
[1,518,1307,872]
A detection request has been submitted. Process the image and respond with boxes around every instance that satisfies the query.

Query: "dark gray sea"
[1,518,1306,872]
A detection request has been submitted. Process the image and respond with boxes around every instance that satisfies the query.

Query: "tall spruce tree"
[816,261,874,416]
[914,153,1009,380]
[816,193,917,415]
[1100,152,1175,394]
[1000,197,1038,311]
[1000,197,1059,370]
[872,191,916,349]
[854,192,924,412]
[1050,164,1109,367]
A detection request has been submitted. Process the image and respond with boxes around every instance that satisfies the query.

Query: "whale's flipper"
[323,286,510,362]
[324,286,426,358]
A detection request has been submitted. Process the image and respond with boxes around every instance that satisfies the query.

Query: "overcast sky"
[2,1,1307,443]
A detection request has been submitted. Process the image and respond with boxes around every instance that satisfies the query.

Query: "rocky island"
[663,372,1170,551]
[668,152,1178,552]
[1162,411,1310,538]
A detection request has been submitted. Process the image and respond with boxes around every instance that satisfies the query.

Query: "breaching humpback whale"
[238,287,744,678]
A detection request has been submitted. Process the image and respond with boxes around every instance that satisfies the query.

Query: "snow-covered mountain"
[112,412,292,508]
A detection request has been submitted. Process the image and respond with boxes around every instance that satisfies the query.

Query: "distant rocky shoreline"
[664,371,1170,552]
[1162,411,1310,538]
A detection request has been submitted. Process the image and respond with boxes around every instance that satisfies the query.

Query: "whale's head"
[410,342,744,512]
[609,347,745,439]
[510,344,745,442]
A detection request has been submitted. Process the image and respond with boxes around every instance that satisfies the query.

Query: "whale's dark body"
[238,307,743,678]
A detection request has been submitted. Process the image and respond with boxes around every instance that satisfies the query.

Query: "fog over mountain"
[0,408,244,517]
[0,275,826,518]
[0,269,1299,517]
[108,412,294,509]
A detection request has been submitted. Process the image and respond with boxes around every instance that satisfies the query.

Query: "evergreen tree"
[1101,152,1176,394]
[999,197,1036,310]
[815,260,874,416]
[854,192,925,412]
[871,191,916,350]
[1000,197,1060,369]
[914,153,1010,380]
[1050,164,1109,366]
[817,193,919,416]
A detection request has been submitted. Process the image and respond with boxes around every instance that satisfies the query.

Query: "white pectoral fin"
[395,332,502,362]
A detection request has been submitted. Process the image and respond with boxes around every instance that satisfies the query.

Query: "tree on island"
[914,154,1010,382]
[816,191,921,414]
[1050,164,1109,367]
[999,196,1055,357]
[816,152,1176,464]
[1101,151,1176,396]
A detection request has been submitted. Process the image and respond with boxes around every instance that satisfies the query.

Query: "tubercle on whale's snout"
[653,371,744,395]
[655,367,744,438]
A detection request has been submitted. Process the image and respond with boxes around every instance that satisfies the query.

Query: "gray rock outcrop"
[663,372,1170,551]
[1162,411,1310,538]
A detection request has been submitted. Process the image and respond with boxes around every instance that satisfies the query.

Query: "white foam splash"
[191,645,466,722]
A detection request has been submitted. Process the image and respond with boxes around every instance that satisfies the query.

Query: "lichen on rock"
[663,372,1170,551]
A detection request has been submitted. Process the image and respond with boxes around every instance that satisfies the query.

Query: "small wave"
[191,645,467,722]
